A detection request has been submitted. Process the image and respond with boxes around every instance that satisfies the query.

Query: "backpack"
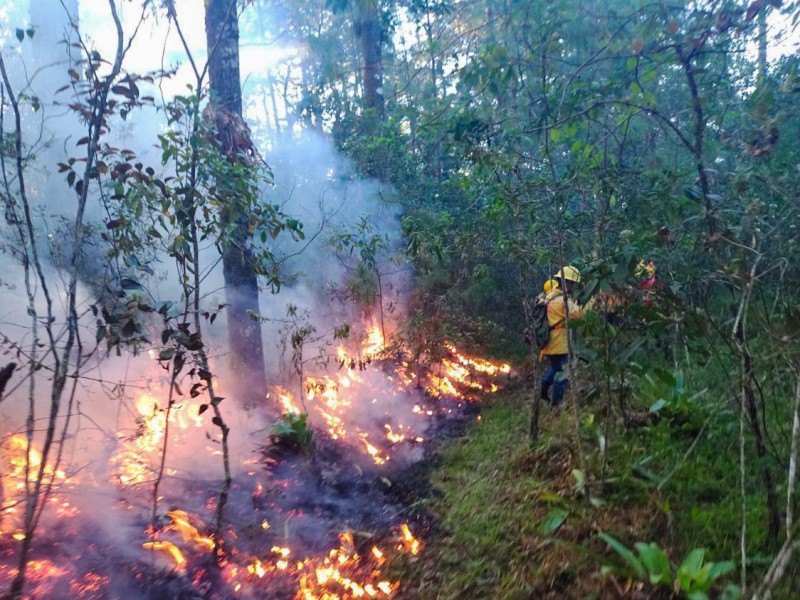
[530,295,562,350]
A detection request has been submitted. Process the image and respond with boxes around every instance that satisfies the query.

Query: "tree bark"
[355,0,384,118]
[204,0,267,406]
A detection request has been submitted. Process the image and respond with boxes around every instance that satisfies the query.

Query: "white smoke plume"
[0,3,462,598]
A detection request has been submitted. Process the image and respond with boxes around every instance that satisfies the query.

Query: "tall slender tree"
[204,0,268,405]
[354,0,384,118]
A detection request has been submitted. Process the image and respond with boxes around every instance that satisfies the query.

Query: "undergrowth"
[392,366,799,599]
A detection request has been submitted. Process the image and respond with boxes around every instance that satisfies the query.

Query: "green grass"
[391,372,796,599]
[392,387,632,599]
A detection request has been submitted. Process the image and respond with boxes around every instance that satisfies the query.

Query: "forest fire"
[3,0,792,597]
[271,331,510,466]
[0,333,509,598]
[163,509,216,551]
[425,346,511,399]
[0,435,75,540]
[0,559,73,599]
[142,540,188,570]
[336,325,387,369]
[112,393,206,487]
[237,528,417,599]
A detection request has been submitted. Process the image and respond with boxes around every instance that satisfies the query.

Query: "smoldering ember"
[3,1,800,599]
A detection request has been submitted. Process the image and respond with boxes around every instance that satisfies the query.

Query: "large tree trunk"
[355,0,384,118]
[204,0,267,407]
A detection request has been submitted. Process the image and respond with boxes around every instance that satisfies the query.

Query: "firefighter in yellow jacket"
[540,266,584,407]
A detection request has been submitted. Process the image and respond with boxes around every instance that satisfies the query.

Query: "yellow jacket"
[542,290,583,355]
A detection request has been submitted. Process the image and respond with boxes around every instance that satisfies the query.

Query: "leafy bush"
[631,366,709,432]
[599,533,738,599]
[270,412,315,454]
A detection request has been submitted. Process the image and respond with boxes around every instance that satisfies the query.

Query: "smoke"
[258,129,406,359]
[2,0,411,469]
[0,3,436,597]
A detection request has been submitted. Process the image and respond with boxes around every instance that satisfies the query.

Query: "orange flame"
[425,344,511,399]
[384,424,405,444]
[143,540,187,569]
[274,335,507,465]
[336,324,386,370]
[399,523,421,555]
[166,509,215,551]
[1,435,72,539]
[236,532,402,597]
[297,532,396,598]
[111,392,205,487]
[444,342,511,376]
[277,386,302,415]
[359,433,388,465]
[363,326,385,358]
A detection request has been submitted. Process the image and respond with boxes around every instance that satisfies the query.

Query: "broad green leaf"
[692,563,714,590]
[641,68,658,83]
[634,542,671,585]
[677,548,706,591]
[540,509,568,534]
[599,533,646,579]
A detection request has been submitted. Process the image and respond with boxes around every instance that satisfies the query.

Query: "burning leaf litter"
[239,530,412,599]
[1,332,510,598]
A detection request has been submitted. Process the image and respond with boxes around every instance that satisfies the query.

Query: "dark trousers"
[540,353,568,406]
